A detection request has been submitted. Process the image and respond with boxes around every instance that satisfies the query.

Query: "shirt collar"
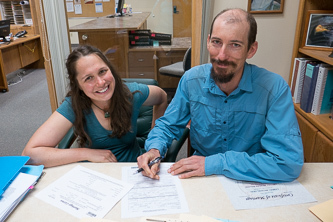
[205,62,253,96]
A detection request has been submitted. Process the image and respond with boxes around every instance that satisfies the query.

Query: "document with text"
[219,176,316,210]
[35,165,133,219]
[121,163,189,218]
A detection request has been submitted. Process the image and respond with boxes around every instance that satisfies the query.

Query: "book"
[290,58,301,97]
[128,29,151,36]
[293,59,316,103]
[129,35,150,42]
[156,39,172,45]
[150,32,172,40]
[300,62,320,113]
[311,67,333,115]
[129,40,152,46]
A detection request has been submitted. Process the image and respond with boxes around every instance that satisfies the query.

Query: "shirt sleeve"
[56,97,75,123]
[144,74,191,156]
[205,84,304,183]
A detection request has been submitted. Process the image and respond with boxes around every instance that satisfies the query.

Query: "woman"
[22,45,168,167]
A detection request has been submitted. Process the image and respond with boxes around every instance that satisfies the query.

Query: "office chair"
[58,78,189,162]
[159,47,191,78]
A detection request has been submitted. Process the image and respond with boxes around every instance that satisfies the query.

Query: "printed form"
[121,163,189,218]
[219,176,317,210]
[35,165,133,219]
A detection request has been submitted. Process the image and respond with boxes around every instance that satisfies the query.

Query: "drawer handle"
[138,59,144,62]
[138,73,144,76]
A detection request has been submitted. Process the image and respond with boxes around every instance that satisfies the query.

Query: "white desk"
[7,163,333,222]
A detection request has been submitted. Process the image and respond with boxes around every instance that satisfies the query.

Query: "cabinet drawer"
[128,66,155,79]
[128,51,155,67]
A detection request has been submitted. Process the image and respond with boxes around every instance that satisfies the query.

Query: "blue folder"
[0,156,30,196]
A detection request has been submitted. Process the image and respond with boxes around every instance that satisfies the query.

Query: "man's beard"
[210,58,237,84]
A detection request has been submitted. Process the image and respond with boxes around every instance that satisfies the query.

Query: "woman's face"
[75,54,115,106]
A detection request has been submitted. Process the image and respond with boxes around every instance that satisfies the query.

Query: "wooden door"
[172,0,192,37]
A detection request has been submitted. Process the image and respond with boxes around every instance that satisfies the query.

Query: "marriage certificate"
[35,165,133,219]
[121,163,189,218]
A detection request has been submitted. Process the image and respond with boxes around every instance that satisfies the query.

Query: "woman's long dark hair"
[65,45,133,147]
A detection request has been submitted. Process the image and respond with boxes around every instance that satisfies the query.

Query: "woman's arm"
[143,85,168,128]
[22,111,117,167]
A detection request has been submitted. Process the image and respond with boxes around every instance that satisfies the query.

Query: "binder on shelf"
[311,67,333,115]
[300,62,320,113]
[293,58,317,104]
[291,58,301,97]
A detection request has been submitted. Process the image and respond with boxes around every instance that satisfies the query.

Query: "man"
[137,8,303,183]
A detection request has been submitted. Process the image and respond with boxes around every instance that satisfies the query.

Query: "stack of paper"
[0,156,44,221]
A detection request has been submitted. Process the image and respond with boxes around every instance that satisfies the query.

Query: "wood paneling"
[312,132,333,162]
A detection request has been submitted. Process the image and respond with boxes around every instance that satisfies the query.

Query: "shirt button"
[224,138,227,141]
[224,100,227,103]
[223,121,226,124]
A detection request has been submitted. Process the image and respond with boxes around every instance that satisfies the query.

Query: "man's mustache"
[211,58,237,68]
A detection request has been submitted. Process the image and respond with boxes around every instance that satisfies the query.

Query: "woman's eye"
[99,69,107,75]
[85,76,92,82]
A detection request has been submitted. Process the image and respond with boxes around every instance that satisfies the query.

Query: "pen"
[134,156,163,174]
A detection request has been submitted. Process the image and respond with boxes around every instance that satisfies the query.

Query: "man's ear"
[247,41,258,59]
[207,34,211,49]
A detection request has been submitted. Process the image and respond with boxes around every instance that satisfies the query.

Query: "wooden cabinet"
[127,49,187,89]
[156,50,186,88]
[289,0,333,162]
[77,30,128,78]
[128,51,155,79]
[128,37,191,89]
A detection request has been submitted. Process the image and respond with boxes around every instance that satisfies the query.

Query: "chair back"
[183,47,191,72]
[122,78,158,148]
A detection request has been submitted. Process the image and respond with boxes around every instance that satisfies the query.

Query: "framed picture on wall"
[302,10,333,51]
[247,0,284,14]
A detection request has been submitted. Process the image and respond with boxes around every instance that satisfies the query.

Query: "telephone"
[14,30,27,38]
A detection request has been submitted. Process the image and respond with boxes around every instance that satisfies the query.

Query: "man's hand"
[137,149,161,179]
[168,156,205,179]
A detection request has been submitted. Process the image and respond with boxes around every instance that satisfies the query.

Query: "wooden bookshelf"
[289,0,333,162]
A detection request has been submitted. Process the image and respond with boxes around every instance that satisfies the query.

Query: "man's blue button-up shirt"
[145,63,304,183]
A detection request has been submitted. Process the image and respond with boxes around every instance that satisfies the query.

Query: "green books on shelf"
[311,67,333,115]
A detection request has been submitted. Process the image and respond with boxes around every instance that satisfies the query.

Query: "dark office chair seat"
[58,78,189,162]
[159,47,191,78]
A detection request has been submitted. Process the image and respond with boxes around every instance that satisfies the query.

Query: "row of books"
[291,58,333,115]
[129,29,172,46]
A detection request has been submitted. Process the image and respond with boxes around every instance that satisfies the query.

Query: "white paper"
[0,173,38,220]
[121,163,189,218]
[75,4,82,14]
[95,3,103,13]
[66,2,74,12]
[36,165,133,219]
[219,176,317,210]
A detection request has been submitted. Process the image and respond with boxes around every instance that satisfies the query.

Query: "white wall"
[211,0,300,82]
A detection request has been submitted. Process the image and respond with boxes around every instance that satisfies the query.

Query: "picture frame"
[247,0,284,14]
[302,10,333,51]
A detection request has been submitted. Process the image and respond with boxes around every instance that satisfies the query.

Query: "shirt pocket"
[232,104,266,141]
[190,95,218,133]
